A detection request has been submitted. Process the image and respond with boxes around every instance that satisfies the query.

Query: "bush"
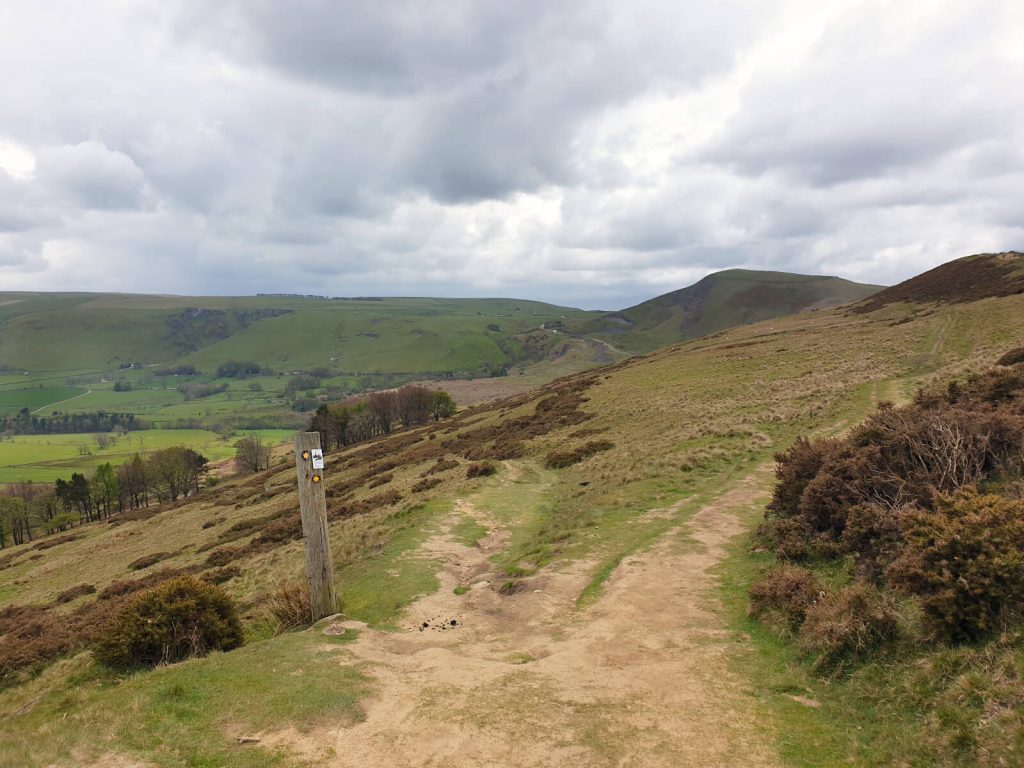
[996,346,1024,367]
[412,476,443,493]
[886,491,1024,642]
[748,564,823,631]
[262,580,313,634]
[93,576,244,669]
[544,440,615,469]
[466,461,497,479]
[758,517,814,562]
[798,583,903,673]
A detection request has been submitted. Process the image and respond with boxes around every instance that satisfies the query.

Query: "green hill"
[575,269,882,353]
[0,293,596,374]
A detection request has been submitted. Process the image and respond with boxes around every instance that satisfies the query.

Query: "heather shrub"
[886,491,1024,642]
[767,436,840,520]
[466,461,497,479]
[758,516,813,561]
[840,503,909,581]
[93,576,244,669]
[544,440,614,469]
[996,345,1024,367]
[798,583,903,673]
[748,564,822,631]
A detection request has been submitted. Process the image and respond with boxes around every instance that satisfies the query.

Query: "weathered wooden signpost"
[294,432,337,621]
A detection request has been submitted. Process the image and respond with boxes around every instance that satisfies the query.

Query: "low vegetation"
[93,575,244,670]
[748,363,1024,764]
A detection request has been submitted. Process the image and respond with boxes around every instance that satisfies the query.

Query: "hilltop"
[1,253,1022,766]
[575,269,881,353]
[851,250,1024,314]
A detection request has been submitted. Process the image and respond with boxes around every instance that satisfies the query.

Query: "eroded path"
[275,464,780,767]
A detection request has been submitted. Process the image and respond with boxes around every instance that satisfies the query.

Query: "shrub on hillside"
[764,369,1024,564]
[93,576,244,669]
[798,583,903,673]
[466,461,497,479]
[544,440,615,469]
[886,491,1024,642]
[996,346,1024,367]
[757,516,814,561]
[748,564,823,631]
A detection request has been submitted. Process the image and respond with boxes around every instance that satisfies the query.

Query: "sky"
[0,1,1021,310]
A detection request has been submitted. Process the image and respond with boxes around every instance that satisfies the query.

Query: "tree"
[235,435,271,474]
[396,385,434,427]
[92,463,119,518]
[432,390,456,420]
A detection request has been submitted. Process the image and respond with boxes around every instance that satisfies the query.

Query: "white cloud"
[0,0,1020,307]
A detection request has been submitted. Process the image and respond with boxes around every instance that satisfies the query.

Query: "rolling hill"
[574,269,882,353]
[1,253,1022,767]
[0,269,882,379]
[0,293,596,374]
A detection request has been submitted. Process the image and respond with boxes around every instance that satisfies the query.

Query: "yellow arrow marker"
[312,474,322,483]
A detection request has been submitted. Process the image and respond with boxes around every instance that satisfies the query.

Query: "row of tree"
[0,446,209,548]
[309,385,456,450]
[1,410,143,436]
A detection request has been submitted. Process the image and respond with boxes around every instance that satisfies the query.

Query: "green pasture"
[0,386,87,415]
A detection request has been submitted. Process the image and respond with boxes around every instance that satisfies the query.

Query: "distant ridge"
[851,251,1024,314]
[576,269,882,353]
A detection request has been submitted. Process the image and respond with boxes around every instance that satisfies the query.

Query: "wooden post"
[294,432,337,621]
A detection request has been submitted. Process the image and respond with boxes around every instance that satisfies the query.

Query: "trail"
[581,335,630,358]
[268,463,780,767]
[31,388,92,414]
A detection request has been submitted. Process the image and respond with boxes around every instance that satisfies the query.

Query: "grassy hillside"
[574,269,881,353]
[0,293,595,373]
[1,259,1021,765]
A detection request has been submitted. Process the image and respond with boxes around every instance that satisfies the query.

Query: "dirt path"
[273,464,780,767]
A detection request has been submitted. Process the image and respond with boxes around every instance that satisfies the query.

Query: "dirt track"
[268,465,780,767]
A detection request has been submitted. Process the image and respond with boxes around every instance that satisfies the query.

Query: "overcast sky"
[0,1,1021,309]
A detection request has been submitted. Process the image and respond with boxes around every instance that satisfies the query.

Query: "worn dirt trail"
[275,464,780,767]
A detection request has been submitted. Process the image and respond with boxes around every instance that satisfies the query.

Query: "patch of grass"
[335,500,447,629]
[451,515,487,547]
[0,629,366,768]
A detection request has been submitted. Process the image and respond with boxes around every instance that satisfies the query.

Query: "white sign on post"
[311,448,325,470]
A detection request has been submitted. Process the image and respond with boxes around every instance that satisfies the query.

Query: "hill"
[574,269,882,353]
[0,273,879,435]
[1,254,1022,766]
[851,250,1024,314]
[0,293,596,374]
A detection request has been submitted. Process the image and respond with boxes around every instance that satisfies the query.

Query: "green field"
[0,386,87,415]
[0,429,294,484]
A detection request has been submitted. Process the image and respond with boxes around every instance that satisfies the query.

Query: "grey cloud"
[0,1,1021,307]
[35,141,147,211]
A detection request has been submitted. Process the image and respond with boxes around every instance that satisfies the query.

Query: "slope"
[851,250,1024,314]
[1,265,1022,766]
[576,269,882,353]
[0,293,597,373]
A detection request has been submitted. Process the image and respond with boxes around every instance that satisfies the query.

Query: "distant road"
[32,389,92,415]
